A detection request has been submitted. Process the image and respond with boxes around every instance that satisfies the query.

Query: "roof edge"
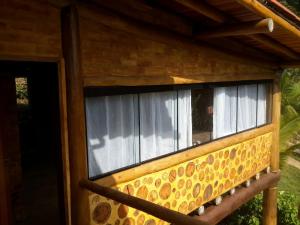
[235,0,300,39]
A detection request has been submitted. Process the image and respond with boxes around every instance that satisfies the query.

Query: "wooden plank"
[249,34,300,60]
[78,4,278,84]
[83,73,276,87]
[173,0,227,23]
[95,124,274,187]
[0,0,61,59]
[61,5,89,225]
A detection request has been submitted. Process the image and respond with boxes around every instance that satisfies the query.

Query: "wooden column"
[61,5,89,225]
[263,75,281,225]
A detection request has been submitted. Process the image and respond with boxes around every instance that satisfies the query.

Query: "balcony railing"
[80,171,280,225]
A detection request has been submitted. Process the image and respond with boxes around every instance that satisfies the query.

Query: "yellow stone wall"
[89,132,272,225]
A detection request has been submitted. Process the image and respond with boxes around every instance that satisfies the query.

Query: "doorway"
[0,61,65,225]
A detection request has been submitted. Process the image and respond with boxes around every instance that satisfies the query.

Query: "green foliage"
[220,192,300,225]
[281,105,298,128]
[280,117,300,151]
[15,78,28,105]
[278,191,300,225]
[279,164,300,205]
[280,69,300,152]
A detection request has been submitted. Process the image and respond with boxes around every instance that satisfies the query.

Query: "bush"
[219,191,299,225]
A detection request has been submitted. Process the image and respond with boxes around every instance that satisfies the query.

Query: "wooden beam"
[196,18,274,39]
[95,124,273,187]
[173,0,227,23]
[235,0,300,39]
[79,179,210,225]
[195,172,281,225]
[172,0,300,59]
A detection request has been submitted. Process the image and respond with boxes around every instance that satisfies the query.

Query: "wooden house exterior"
[0,0,300,225]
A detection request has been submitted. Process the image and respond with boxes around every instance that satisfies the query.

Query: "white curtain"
[178,90,192,149]
[237,84,257,131]
[257,83,268,126]
[85,94,139,178]
[213,86,237,139]
[139,91,178,161]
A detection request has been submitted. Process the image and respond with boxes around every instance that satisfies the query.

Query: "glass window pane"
[190,88,213,145]
[237,84,257,131]
[213,86,237,139]
[257,83,272,125]
[178,90,193,149]
[139,91,177,161]
[85,94,139,178]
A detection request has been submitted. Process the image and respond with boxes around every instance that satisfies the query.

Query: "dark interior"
[0,61,65,225]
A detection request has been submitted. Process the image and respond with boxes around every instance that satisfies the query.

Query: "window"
[85,81,272,178]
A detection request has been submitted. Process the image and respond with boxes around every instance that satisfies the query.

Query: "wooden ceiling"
[82,0,300,65]
[155,0,300,63]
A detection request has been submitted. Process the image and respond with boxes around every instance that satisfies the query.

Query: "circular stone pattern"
[137,185,148,199]
[123,184,134,195]
[137,215,145,225]
[178,167,184,177]
[203,184,213,201]
[145,219,156,225]
[206,155,214,165]
[122,218,135,225]
[230,148,237,159]
[92,202,111,224]
[169,169,177,183]
[118,204,129,219]
[186,162,195,177]
[193,183,201,198]
[159,183,172,200]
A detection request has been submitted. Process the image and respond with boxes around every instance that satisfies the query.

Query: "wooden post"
[61,5,89,225]
[263,75,281,225]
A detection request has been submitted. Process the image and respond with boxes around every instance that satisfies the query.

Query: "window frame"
[84,80,273,180]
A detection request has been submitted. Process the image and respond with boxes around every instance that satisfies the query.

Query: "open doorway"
[0,61,65,225]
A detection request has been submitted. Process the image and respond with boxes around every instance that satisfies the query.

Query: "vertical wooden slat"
[263,75,281,225]
[58,58,72,225]
[61,5,89,225]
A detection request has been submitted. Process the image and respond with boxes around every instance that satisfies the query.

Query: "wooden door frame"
[0,129,11,225]
[0,57,71,225]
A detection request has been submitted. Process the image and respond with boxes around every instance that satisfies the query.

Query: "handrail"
[79,179,210,225]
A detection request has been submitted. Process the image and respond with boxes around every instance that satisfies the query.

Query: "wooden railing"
[80,171,281,225]
[79,179,210,225]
